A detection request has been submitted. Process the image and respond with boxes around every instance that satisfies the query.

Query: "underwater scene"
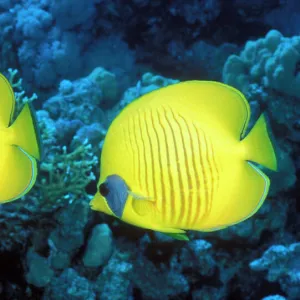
[0,0,299,299]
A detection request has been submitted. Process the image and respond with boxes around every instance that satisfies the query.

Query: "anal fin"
[156,227,189,241]
[161,232,189,241]
[0,145,37,203]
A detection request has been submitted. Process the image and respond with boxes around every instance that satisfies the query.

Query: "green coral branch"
[7,68,38,117]
[36,140,98,212]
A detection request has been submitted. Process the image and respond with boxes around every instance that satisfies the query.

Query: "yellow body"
[0,73,41,203]
[91,81,277,238]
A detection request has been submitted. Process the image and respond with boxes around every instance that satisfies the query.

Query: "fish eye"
[99,183,110,197]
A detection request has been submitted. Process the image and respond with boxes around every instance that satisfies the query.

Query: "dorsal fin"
[129,81,251,140]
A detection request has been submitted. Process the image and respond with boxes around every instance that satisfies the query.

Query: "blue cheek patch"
[104,175,129,218]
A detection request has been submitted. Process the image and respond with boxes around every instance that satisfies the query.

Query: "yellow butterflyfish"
[0,73,41,203]
[90,81,277,241]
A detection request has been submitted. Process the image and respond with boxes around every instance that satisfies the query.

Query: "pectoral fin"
[128,191,154,201]
[132,198,155,216]
[130,191,156,216]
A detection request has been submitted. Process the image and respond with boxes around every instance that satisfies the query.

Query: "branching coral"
[7,68,38,117]
[35,140,98,212]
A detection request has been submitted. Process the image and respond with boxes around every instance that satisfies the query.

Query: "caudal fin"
[241,114,277,171]
[9,103,41,160]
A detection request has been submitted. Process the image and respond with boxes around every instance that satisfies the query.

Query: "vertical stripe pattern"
[125,106,220,229]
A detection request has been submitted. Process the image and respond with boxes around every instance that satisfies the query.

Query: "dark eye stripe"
[101,175,129,218]
[99,183,110,197]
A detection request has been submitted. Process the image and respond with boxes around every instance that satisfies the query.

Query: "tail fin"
[9,103,41,160]
[241,114,277,171]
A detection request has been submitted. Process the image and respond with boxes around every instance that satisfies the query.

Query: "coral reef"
[250,243,300,300]
[223,30,300,142]
[0,1,299,300]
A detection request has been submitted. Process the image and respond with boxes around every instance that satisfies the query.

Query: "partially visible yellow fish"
[0,73,41,203]
[90,81,277,240]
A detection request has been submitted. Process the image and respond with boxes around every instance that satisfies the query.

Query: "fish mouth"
[90,192,113,216]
